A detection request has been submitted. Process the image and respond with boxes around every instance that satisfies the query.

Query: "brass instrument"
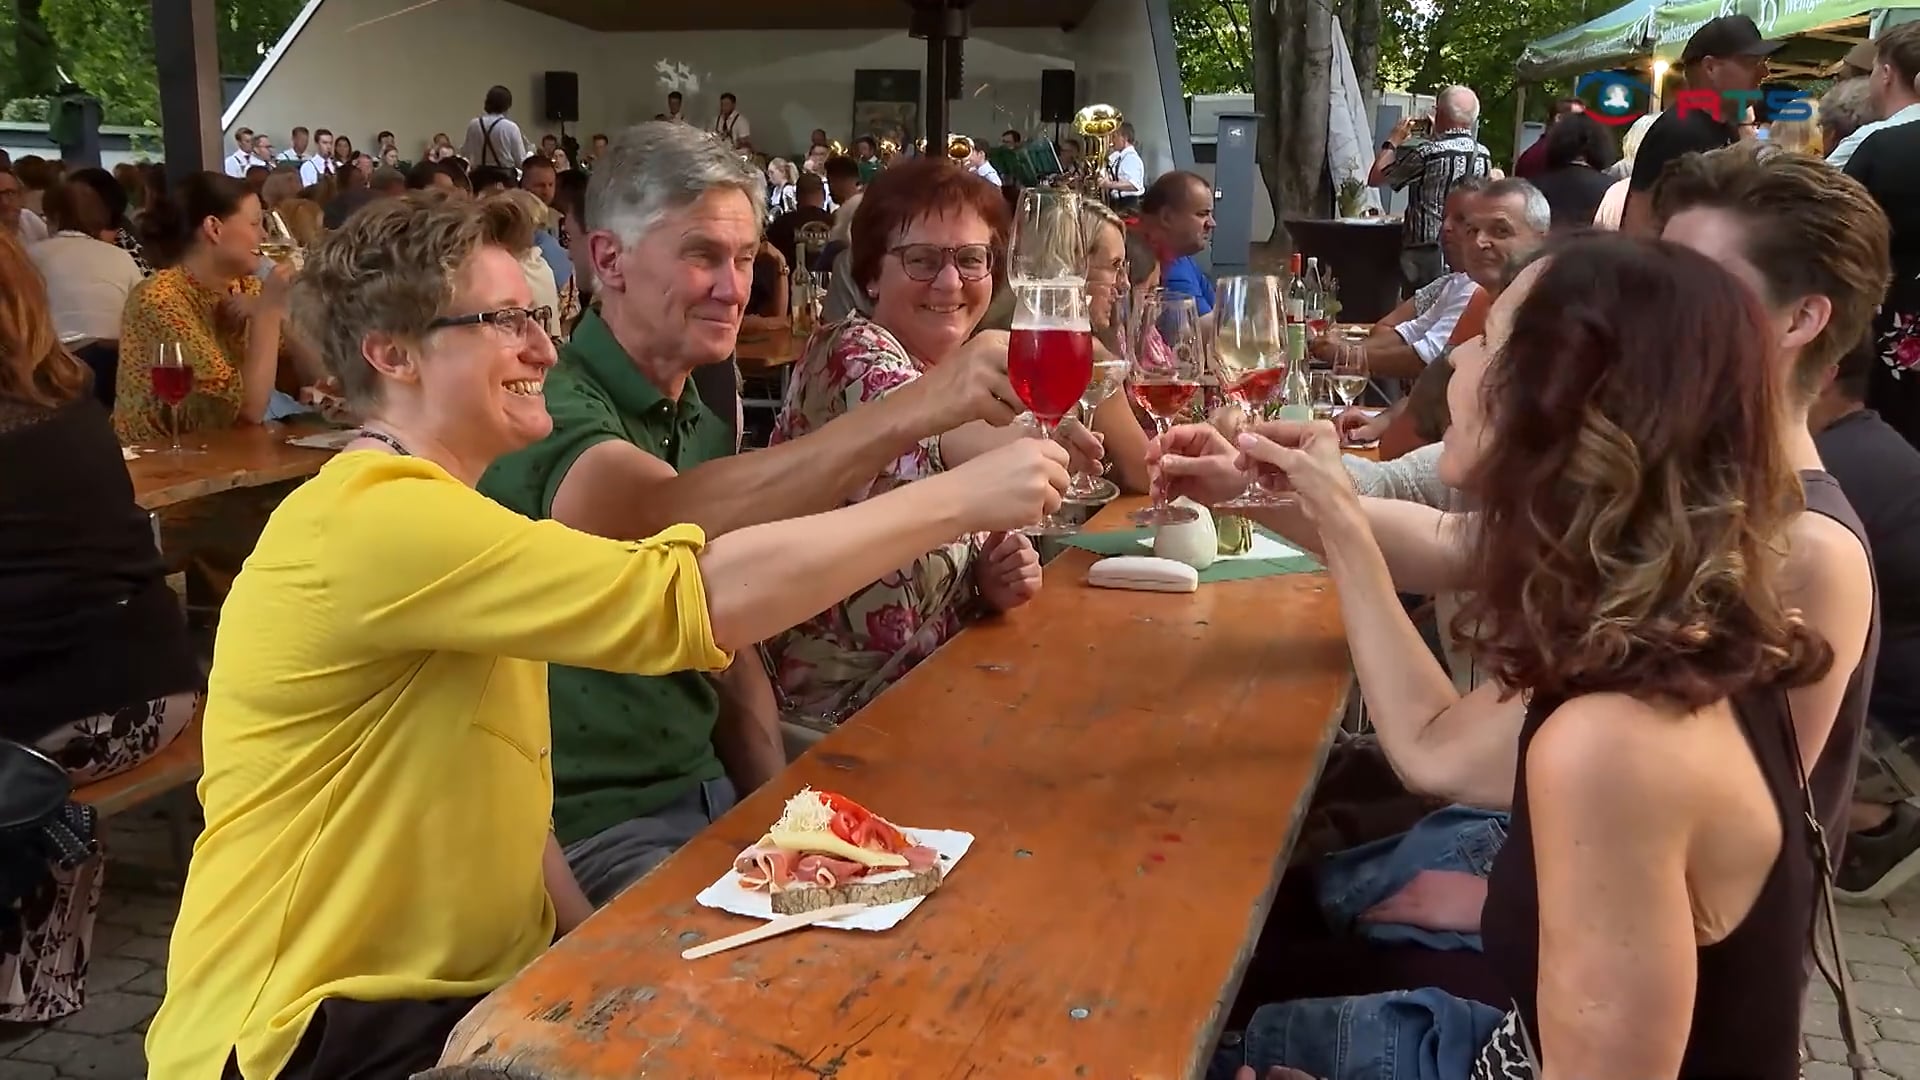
[828,139,848,156]
[879,136,901,161]
[1070,103,1123,202]
[946,133,975,162]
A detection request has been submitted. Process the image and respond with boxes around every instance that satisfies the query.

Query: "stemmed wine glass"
[1065,279,1135,505]
[1006,188,1093,536]
[149,343,201,455]
[1331,342,1370,421]
[1129,289,1204,526]
[260,210,299,267]
[1213,275,1288,509]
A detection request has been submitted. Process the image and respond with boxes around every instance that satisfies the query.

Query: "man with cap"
[1622,14,1781,235]
[1831,40,1879,82]
[1829,22,1920,168]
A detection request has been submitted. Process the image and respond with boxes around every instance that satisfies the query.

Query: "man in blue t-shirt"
[1138,171,1216,316]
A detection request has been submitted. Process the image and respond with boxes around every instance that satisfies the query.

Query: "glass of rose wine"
[1213,275,1289,508]
[1009,285,1095,535]
[150,343,201,455]
[1129,289,1204,526]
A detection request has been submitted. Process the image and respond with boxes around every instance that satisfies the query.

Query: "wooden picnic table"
[438,496,1351,1079]
[128,421,339,510]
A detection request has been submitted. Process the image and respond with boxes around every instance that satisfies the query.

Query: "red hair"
[848,157,1011,293]
[0,229,88,407]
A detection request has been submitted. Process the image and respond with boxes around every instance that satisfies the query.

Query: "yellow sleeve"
[321,458,732,675]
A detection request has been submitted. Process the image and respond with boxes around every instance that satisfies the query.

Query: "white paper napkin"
[121,447,139,461]
[694,827,975,932]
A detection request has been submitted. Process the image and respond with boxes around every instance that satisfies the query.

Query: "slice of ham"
[902,845,939,872]
[732,842,875,893]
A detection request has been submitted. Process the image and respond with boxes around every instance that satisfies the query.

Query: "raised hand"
[944,438,1070,533]
[1146,422,1245,508]
[907,329,1022,432]
[1233,420,1358,526]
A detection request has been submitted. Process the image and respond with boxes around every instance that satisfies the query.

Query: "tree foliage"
[7,0,301,125]
[1171,0,1595,162]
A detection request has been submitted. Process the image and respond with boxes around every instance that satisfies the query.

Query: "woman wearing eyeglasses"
[143,191,1069,1080]
[765,159,1137,728]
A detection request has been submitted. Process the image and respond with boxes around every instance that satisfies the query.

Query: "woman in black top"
[1171,236,1845,1079]
[0,230,202,1023]
[1529,113,1619,230]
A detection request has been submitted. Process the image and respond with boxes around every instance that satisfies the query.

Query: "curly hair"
[1456,234,1831,710]
[292,190,532,408]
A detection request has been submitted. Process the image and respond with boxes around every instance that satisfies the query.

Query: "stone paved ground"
[7,807,1920,1079]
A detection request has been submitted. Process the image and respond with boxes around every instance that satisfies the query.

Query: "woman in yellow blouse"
[112,171,292,444]
[144,191,1068,1080]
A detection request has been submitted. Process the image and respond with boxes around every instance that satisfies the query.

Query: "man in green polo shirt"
[479,121,1034,906]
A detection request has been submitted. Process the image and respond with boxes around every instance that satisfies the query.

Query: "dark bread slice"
[770,863,943,915]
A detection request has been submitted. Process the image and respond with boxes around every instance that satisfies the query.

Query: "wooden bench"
[73,704,205,873]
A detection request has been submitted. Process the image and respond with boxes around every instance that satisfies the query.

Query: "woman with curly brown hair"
[1167,234,1854,1078]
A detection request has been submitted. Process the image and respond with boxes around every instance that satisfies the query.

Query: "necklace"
[355,427,412,456]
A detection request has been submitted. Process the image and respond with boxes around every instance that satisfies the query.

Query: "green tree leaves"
[7,0,302,126]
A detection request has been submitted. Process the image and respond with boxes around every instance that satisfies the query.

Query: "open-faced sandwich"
[733,788,942,915]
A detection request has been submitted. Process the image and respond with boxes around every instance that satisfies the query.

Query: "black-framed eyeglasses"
[889,244,995,283]
[429,305,554,338]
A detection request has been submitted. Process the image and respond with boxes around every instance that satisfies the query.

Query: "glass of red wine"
[1129,289,1204,526]
[1214,274,1289,508]
[149,343,201,455]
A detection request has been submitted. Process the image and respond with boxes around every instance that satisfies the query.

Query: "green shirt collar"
[565,308,710,425]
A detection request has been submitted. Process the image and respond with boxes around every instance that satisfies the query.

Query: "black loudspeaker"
[543,71,579,123]
[944,38,965,101]
[1040,69,1075,124]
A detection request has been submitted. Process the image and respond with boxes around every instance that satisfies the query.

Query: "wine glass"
[1331,341,1371,420]
[1009,188,1082,284]
[1009,281,1095,536]
[259,210,299,267]
[1006,188,1092,535]
[1214,275,1288,509]
[1064,275,1136,505]
[149,343,201,455]
[1129,289,1204,526]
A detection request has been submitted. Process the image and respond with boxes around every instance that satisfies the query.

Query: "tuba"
[1071,103,1123,202]
[946,133,975,163]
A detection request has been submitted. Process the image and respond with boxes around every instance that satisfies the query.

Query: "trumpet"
[828,139,848,156]
[879,136,901,159]
[946,133,975,162]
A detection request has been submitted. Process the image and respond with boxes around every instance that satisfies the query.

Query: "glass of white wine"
[259,210,299,266]
[1214,274,1288,509]
[1066,282,1134,504]
[1332,342,1370,417]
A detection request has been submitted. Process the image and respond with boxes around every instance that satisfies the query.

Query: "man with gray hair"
[1821,77,1876,156]
[478,121,1034,906]
[1369,85,1492,293]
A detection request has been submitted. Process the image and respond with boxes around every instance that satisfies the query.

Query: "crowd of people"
[0,21,1917,1079]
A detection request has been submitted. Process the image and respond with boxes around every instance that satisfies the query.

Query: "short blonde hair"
[491,189,547,249]
[1766,102,1822,156]
[293,190,532,407]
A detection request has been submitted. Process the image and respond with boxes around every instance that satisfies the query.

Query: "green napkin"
[1061,526,1323,583]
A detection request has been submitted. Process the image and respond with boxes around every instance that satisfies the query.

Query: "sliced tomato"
[819,792,909,852]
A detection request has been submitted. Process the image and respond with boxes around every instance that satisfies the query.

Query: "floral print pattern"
[1882,309,1920,379]
[764,315,983,727]
[112,268,262,445]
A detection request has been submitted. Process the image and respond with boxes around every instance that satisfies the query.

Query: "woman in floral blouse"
[766,158,1145,726]
[112,172,294,444]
